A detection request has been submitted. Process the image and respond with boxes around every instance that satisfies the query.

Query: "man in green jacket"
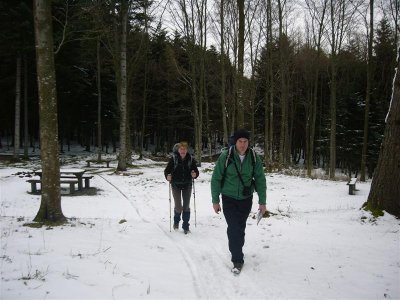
[211,128,267,273]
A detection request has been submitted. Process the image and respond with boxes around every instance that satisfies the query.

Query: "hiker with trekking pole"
[164,141,199,234]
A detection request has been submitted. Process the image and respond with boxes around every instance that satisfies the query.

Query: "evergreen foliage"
[0,1,397,179]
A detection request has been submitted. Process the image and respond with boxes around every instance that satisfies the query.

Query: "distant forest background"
[0,0,398,179]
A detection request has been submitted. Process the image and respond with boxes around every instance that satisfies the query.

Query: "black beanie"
[233,128,250,143]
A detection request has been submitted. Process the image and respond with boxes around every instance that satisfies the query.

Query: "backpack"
[172,143,193,171]
[220,145,256,188]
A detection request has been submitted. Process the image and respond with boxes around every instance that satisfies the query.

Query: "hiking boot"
[184,229,190,235]
[233,262,243,271]
[173,223,179,230]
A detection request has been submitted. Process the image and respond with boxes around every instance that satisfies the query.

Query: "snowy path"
[0,163,399,300]
[102,167,267,299]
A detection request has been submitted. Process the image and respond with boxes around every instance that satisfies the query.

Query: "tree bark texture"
[220,0,228,146]
[14,55,21,160]
[236,0,245,128]
[267,0,274,163]
[278,0,289,167]
[23,54,29,159]
[33,0,64,223]
[367,48,400,217]
[117,1,128,171]
[329,60,337,179]
[96,38,102,161]
[360,0,374,181]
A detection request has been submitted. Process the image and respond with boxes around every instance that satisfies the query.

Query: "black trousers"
[222,194,253,264]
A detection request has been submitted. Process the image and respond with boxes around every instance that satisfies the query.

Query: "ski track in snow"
[97,174,149,223]
[99,170,267,299]
[98,172,205,298]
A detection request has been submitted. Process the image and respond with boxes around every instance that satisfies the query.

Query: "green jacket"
[211,147,266,204]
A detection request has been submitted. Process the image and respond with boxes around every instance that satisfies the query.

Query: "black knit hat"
[233,128,250,143]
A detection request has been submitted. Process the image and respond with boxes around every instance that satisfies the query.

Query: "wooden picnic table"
[35,168,86,190]
[86,158,114,168]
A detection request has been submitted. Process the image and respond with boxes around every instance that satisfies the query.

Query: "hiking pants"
[172,185,192,229]
[222,194,253,264]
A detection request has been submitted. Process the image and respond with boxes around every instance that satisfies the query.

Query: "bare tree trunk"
[329,58,337,179]
[23,54,29,159]
[246,0,262,144]
[389,0,399,46]
[267,0,274,164]
[225,2,238,133]
[200,0,212,161]
[366,48,400,217]
[14,55,21,161]
[278,0,289,168]
[139,51,148,160]
[33,0,65,223]
[327,0,356,179]
[139,4,149,160]
[305,0,327,177]
[197,0,206,165]
[236,0,245,128]
[360,0,373,181]
[328,0,338,179]
[117,1,129,171]
[179,0,203,165]
[96,38,102,161]
[220,0,228,146]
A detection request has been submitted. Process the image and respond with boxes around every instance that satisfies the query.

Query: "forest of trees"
[0,0,398,179]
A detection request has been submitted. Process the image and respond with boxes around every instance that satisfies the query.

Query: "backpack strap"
[220,146,256,188]
[188,153,193,169]
[173,153,178,171]
[173,152,193,171]
[220,146,233,188]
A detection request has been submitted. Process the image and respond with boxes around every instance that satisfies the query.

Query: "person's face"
[178,146,188,158]
[235,138,249,155]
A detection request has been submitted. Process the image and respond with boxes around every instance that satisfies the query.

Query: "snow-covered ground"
[0,154,399,300]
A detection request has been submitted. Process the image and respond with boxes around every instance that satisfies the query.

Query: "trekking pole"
[192,178,197,227]
[169,182,172,232]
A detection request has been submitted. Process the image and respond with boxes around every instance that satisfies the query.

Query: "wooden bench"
[347,178,358,195]
[60,174,94,188]
[86,159,113,168]
[27,178,79,194]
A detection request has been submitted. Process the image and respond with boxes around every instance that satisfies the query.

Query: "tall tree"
[117,0,129,171]
[13,55,22,160]
[23,54,29,159]
[246,0,263,142]
[96,38,103,161]
[327,0,354,179]
[305,0,328,177]
[383,0,399,46]
[366,48,400,217]
[236,0,245,127]
[139,0,151,160]
[277,0,290,167]
[360,0,374,181]
[220,0,228,146]
[33,0,65,223]
[265,0,275,164]
[169,0,207,164]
